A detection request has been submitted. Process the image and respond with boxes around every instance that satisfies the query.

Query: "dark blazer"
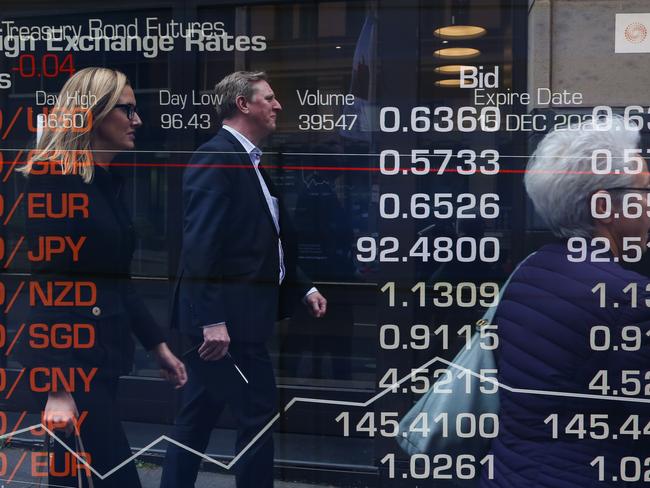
[16,165,165,378]
[171,128,311,343]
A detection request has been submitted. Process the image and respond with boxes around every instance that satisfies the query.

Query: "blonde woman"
[17,67,186,487]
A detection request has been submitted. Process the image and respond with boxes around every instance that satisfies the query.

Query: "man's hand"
[305,291,327,318]
[44,391,79,437]
[199,323,230,360]
[152,343,188,388]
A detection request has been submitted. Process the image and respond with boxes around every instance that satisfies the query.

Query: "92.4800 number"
[356,236,499,263]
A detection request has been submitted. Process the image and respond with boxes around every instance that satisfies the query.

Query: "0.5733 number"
[380,149,499,176]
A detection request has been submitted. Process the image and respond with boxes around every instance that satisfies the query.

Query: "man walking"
[161,71,327,488]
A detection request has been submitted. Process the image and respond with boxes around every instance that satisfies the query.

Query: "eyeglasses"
[113,104,138,120]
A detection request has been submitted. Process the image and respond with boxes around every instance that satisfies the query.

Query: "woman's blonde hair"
[21,67,129,183]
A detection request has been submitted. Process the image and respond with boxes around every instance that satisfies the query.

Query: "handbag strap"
[75,433,94,488]
[38,431,50,488]
[477,252,536,328]
[42,430,94,488]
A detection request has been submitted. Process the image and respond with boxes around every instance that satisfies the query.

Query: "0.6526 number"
[379,193,499,220]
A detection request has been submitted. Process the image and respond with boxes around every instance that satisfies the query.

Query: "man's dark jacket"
[170,128,311,343]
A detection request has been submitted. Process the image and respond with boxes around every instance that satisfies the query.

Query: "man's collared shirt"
[222,124,286,283]
[200,126,319,330]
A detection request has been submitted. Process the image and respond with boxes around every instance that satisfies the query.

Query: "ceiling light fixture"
[434,25,487,40]
[435,79,462,87]
[433,47,480,59]
[435,64,473,74]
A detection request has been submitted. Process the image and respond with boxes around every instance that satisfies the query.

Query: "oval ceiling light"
[435,64,473,74]
[434,25,487,40]
[434,47,480,59]
[435,79,462,87]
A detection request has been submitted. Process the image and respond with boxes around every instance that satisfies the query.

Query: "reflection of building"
[0,0,528,484]
[529,0,650,109]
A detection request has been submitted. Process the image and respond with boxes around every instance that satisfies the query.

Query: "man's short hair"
[214,71,268,121]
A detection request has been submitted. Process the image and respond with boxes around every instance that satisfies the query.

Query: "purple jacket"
[480,242,650,488]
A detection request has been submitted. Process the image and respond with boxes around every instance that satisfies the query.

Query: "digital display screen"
[0,1,649,487]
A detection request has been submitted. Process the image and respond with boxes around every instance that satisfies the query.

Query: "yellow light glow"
[434,25,487,40]
[435,65,473,74]
[435,79,462,87]
[433,47,480,59]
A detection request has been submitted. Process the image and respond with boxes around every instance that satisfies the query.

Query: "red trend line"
[3,237,24,270]
[1,107,22,141]
[5,368,24,400]
[6,449,27,483]
[5,323,25,357]
[3,281,25,314]
[2,193,23,227]
[2,150,23,183]
[0,155,643,175]
[5,410,27,446]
